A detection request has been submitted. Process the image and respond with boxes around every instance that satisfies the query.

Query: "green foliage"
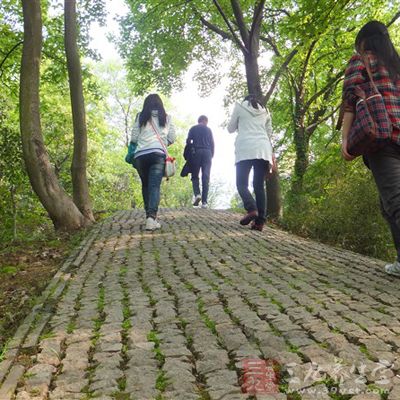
[282,147,395,261]
[0,266,18,274]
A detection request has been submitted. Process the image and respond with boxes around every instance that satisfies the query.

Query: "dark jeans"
[236,159,269,223]
[135,152,165,219]
[366,143,400,261]
[191,148,212,204]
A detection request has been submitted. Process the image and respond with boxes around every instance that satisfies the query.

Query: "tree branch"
[299,40,317,93]
[388,11,400,27]
[211,0,247,53]
[305,104,341,133]
[249,0,266,50]
[198,14,233,41]
[264,8,291,18]
[260,34,280,56]
[305,82,339,137]
[304,69,344,111]
[230,0,249,45]
[263,48,298,104]
[0,41,23,75]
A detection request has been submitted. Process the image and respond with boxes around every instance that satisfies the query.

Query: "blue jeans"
[135,152,165,218]
[236,159,269,223]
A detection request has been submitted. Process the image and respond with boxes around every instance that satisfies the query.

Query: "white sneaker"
[145,217,161,231]
[201,203,208,209]
[192,194,201,207]
[385,260,400,277]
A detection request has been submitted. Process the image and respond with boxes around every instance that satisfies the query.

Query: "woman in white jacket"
[131,94,175,231]
[227,95,274,231]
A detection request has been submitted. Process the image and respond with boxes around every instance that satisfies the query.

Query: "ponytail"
[244,94,263,109]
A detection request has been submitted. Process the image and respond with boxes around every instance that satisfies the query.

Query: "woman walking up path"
[341,21,400,276]
[131,94,176,231]
[228,94,274,232]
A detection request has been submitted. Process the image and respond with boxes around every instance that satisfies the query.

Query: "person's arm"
[166,116,176,145]
[130,113,140,143]
[209,128,215,158]
[340,54,365,161]
[265,108,273,139]
[341,111,356,161]
[227,104,239,133]
[186,127,193,145]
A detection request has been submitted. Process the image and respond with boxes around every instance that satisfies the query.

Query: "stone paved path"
[1,209,400,400]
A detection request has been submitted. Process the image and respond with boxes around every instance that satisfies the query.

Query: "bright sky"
[90,0,236,208]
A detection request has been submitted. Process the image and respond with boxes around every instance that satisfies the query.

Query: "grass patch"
[287,343,300,354]
[117,376,127,391]
[359,344,374,360]
[0,339,9,362]
[270,297,285,312]
[122,319,132,330]
[67,320,76,334]
[147,330,165,365]
[156,370,169,391]
[0,266,18,274]
[259,289,267,297]
[39,330,56,341]
[97,286,105,312]
[197,298,217,334]
[184,282,194,291]
[178,318,187,330]
[113,394,131,400]
[270,323,282,337]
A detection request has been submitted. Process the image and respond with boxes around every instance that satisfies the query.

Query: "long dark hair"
[244,94,263,109]
[355,20,400,81]
[139,93,167,127]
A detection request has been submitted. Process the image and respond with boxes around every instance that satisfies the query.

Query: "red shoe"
[251,221,264,231]
[239,210,257,225]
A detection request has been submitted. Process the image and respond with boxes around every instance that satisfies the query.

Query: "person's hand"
[266,155,277,180]
[341,141,356,161]
[271,154,278,172]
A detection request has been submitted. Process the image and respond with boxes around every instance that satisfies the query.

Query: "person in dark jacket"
[186,115,215,208]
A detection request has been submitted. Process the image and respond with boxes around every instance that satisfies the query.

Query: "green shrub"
[282,147,395,261]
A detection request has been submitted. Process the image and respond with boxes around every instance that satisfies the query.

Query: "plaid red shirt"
[343,51,400,144]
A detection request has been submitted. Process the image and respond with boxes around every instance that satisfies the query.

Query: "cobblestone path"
[1,209,400,400]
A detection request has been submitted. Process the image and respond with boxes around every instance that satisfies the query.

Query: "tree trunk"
[244,52,263,98]
[292,125,310,194]
[266,171,281,220]
[20,0,89,231]
[64,0,94,222]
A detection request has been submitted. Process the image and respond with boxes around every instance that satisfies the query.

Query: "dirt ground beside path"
[0,237,78,359]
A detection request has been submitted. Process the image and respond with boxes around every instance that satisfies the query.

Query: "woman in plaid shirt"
[341,21,400,277]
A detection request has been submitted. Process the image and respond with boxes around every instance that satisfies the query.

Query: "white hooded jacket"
[227,101,273,165]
